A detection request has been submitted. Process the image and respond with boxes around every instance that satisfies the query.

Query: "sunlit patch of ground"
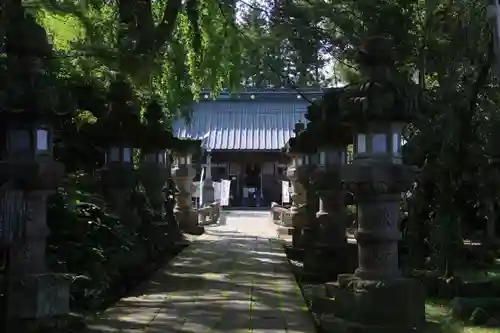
[425,300,500,333]
[457,259,500,283]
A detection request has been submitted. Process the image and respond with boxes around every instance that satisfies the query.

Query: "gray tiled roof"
[172,90,323,151]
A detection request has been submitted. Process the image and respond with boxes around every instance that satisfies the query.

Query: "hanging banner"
[282,180,290,203]
[214,181,222,201]
[198,166,205,204]
[192,182,201,198]
[220,179,231,206]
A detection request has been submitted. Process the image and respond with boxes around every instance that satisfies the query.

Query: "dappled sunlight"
[249,250,286,257]
[84,210,315,332]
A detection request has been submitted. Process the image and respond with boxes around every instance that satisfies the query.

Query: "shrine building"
[172,88,323,207]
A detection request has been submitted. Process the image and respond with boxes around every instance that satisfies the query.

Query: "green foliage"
[30,0,242,117]
[310,0,500,275]
[46,171,172,309]
[237,0,326,87]
[47,173,129,307]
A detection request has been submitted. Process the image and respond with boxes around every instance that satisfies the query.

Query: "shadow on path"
[85,213,316,333]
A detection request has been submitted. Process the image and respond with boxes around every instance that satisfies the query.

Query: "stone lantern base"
[319,275,425,332]
[302,243,354,282]
[175,209,204,235]
[101,164,136,214]
[202,178,215,205]
[316,160,425,333]
[302,206,352,281]
[290,207,308,249]
[9,272,71,319]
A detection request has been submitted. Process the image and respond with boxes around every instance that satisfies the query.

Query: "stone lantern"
[171,138,204,235]
[6,121,52,160]
[347,121,409,281]
[283,122,313,248]
[0,10,70,322]
[138,101,172,217]
[315,146,349,245]
[302,90,352,279]
[100,144,136,215]
[325,37,425,332]
[201,148,215,205]
[98,78,140,215]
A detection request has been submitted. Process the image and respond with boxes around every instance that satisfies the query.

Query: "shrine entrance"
[243,163,261,207]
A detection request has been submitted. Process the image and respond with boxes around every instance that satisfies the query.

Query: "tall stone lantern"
[0,10,71,322]
[302,90,352,279]
[171,138,204,235]
[201,149,215,205]
[283,122,314,248]
[301,125,320,247]
[138,100,172,217]
[97,78,141,216]
[328,37,425,332]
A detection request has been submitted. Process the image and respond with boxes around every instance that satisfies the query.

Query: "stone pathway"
[85,210,316,333]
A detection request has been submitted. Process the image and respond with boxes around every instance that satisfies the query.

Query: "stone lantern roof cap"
[293,121,305,134]
[282,122,316,155]
[94,77,143,147]
[338,36,419,127]
[305,88,353,147]
[142,100,174,150]
[171,137,202,154]
[0,11,70,121]
[6,12,52,58]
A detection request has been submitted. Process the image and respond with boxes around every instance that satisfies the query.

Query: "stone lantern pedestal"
[139,161,169,216]
[301,182,319,249]
[201,153,215,205]
[202,178,215,205]
[139,160,182,247]
[198,153,220,225]
[323,164,425,333]
[101,162,137,218]
[101,160,144,266]
[171,164,204,235]
[303,165,350,280]
[286,162,309,249]
[2,159,71,320]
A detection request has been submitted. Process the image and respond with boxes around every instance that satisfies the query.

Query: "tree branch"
[136,0,183,56]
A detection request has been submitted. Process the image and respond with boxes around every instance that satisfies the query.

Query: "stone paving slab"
[85,211,316,333]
